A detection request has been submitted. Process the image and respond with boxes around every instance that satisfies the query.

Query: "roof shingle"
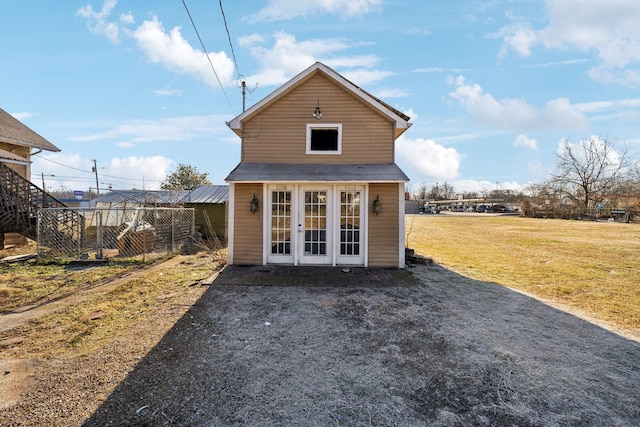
[0,108,60,152]
[225,162,409,182]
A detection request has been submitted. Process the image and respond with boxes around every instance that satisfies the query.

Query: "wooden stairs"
[0,162,83,250]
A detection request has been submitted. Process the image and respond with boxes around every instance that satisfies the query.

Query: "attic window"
[306,124,342,154]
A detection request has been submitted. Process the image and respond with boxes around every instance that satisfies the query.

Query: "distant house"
[225,62,411,267]
[0,108,61,248]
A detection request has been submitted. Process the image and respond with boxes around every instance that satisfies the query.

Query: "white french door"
[299,188,332,265]
[336,187,364,265]
[267,188,294,264]
[266,184,365,266]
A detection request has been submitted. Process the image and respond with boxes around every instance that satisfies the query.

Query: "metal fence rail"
[37,207,195,260]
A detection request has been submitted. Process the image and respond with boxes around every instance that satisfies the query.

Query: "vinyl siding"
[232,183,263,265]
[367,183,400,267]
[242,73,395,164]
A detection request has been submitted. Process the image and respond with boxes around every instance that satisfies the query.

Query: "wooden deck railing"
[0,162,78,240]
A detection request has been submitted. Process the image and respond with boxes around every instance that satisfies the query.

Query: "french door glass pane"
[340,191,360,255]
[271,191,291,254]
[304,191,326,255]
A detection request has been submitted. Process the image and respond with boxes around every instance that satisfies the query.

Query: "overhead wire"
[34,157,162,187]
[218,0,256,110]
[219,0,239,80]
[181,0,236,115]
[38,156,93,173]
[38,2,243,190]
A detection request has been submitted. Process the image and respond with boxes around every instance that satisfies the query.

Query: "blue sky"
[3,0,639,194]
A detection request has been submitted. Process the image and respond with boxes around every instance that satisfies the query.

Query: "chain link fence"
[37,207,195,261]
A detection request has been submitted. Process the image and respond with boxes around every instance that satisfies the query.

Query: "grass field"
[406,214,640,336]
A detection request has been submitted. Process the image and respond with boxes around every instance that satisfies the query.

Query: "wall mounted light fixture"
[372,194,381,215]
[313,100,322,120]
[250,193,259,214]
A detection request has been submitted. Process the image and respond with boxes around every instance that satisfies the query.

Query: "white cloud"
[527,159,547,179]
[496,0,640,87]
[448,75,588,131]
[131,16,235,89]
[450,179,524,194]
[107,156,173,190]
[68,115,230,147]
[413,67,444,73]
[405,27,431,37]
[76,0,132,43]
[153,88,183,96]
[77,2,234,90]
[32,152,174,191]
[340,68,394,86]
[403,107,418,121]
[78,4,392,91]
[10,112,32,121]
[246,0,382,22]
[556,135,623,168]
[513,134,538,150]
[241,30,391,87]
[397,136,462,181]
[375,88,410,98]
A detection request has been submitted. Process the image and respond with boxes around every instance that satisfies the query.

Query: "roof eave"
[226,62,412,136]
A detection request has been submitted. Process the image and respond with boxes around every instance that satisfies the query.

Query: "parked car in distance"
[422,205,441,214]
[491,204,516,213]
[475,204,491,213]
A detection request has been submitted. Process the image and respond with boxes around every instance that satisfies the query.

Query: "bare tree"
[416,183,427,201]
[551,136,633,209]
[426,182,456,201]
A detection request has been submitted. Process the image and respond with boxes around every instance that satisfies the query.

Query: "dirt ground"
[2,261,640,426]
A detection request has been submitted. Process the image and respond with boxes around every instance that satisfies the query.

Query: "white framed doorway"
[265,184,366,266]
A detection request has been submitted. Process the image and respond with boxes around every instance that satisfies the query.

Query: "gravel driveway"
[84,263,640,426]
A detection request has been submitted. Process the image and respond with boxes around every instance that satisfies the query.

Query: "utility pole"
[242,80,246,112]
[92,159,100,196]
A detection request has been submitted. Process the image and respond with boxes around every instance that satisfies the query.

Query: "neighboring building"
[225,62,411,267]
[91,186,229,240]
[0,108,61,248]
[180,185,229,240]
[0,107,60,178]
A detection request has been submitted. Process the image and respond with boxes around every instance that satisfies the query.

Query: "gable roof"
[226,62,411,139]
[0,108,60,152]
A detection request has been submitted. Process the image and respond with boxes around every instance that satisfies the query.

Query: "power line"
[33,156,164,186]
[181,0,236,115]
[219,0,239,79]
[218,0,257,111]
[38,156,93,173]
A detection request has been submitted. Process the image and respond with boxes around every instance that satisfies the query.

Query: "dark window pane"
[311,129,338,151]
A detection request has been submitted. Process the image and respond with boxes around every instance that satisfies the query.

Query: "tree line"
[411,137,640,218]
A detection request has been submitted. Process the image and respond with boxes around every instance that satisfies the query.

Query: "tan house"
[225,62,411,267]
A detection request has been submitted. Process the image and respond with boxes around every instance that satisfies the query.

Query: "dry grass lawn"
[406,214,640,338]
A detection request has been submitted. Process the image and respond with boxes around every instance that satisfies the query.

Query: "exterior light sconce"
[250,193,259,214]
[313,100,322,120]
[372,195,381,215]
